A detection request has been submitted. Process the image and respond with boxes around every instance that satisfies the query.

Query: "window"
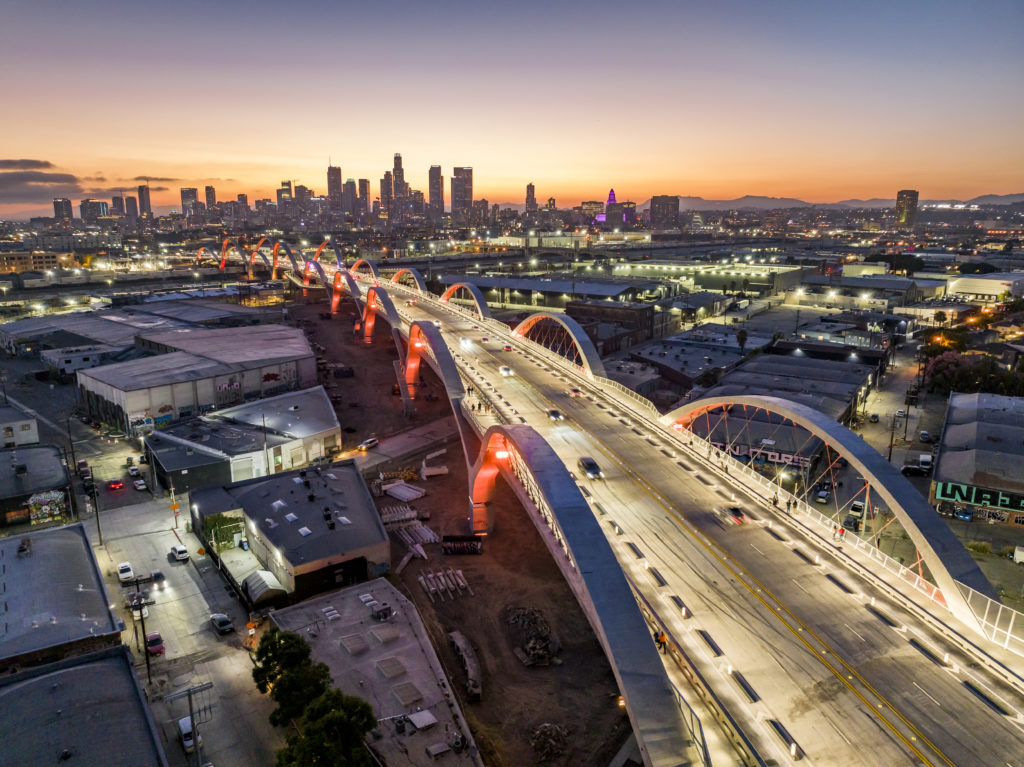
[20,424,31,431]
[2,427,12,437]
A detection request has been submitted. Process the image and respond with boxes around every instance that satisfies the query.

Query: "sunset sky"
[1,0,1022,217]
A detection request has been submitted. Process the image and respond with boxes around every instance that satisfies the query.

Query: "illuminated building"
[342,179,357,216]
[525,182,537,213]
[428,165,443,215]
[650,195,680,229]
[110,196,125,216]
[125,196,138,220]
[357,179,370,218]
[79,199,108,222]
[895,189,918,229]
[327,165,342,209]
[52,198,72,220]
[136,185,152,217]
[451,167,473,223]
[180,188,198,215]
[380,171,393,213]
[204,185,216,209]
[393,153,408,199]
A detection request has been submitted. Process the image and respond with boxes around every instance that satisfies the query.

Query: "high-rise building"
[428,165,443,215]
[547,197,556,211]
[895,189,919,229]
[357,179,370,218]
[649,195,680,229]
[205,186,216,208]
[79,199,108,222]
[294,185,312,205]
[52,198,72,220]
[342,179,357,216]
[125,196,139,220]
[451,167,473,222]
[180,188,198,215]
[111,196,126,216]
[280,180,292,196]
[327,165,342,209]
[137,185,152,217]
[276,183,292,209]
[380,171,393,213]
[581,200,604,221]
[236,193,248,209]
[392,154,408,199]
[525,183,537,214]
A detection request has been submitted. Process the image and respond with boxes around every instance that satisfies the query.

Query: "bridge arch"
[439,282,492,319]
[219,237,246,270]
[304,260,335,304]
[350,258,379,280]
[331,270,363,314]
[404,321,465,405]
[312,239,347,270]
[361,286,406,360]
[512,313,606,379]
[390,267,427,292]
[467,424,695,762]
[661,395,996,635]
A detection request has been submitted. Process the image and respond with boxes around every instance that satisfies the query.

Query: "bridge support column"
[469,501,491,535]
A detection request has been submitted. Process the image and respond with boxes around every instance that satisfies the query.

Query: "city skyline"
[1,0,1022,217]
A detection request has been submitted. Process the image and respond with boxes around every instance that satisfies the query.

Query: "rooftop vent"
[264,517,277,528]
[271,499,286,511]
[289,404,300,411]
[298,526,312,536]
[308,492,316,502]
[285,513,298,522]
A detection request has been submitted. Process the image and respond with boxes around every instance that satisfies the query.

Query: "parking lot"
[91,498,282,766]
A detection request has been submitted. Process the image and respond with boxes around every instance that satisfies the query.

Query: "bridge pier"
[469,501,491,535]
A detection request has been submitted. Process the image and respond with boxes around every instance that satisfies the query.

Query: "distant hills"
[632,192,1024,211]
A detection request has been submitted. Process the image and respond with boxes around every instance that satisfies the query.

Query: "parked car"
[76,459,89,477]
[125,456,134,466]
[145,631,165,656]
[896,409,906,418]
[901,464,930,477]
[919,430,931,443]
[178,716,202,754]
[843,514,861,533]
[869,413,879,423]
[171,544,189,561]
[133,479,148,491]
[210,613,235,634]
[117,562,134,583]
[816,490,830,504]
[357,437,379,451]
[503,345,513,352]
[128,465,141,477]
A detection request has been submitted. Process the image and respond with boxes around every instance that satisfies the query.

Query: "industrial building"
[0,445,71,529]
[931,392,1024,526]
[144,386,342,492]
[0,404,39,447]
[612,261,805,297]
[77,324,316,434]
[189,459,388,602]
[440,273,674,309]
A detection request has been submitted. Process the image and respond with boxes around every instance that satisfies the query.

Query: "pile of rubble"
[529,723,570,762]
[502,606,559,666]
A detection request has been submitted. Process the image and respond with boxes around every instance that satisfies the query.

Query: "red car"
[145,632,165,656]
[108,480,125,490]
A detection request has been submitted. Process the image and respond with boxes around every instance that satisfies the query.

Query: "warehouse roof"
[0,445,69,500]
[440,273,659,298]
[935,392,1024,493]
[211,385,339,438]
[138,324,311,364]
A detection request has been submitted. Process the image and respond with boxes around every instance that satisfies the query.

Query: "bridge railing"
[958,582,1024,657]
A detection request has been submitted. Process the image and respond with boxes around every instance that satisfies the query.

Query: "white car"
[128,465,141,477]
[499,366,513,377]
[133,479,148,491]
[357,437,379,451]
[171,544,189,561]
[117,562,134,583]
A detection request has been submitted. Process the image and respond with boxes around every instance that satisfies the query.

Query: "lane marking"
[914,682,942,708]
[844,623,867,643]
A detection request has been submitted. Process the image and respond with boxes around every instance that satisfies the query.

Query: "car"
[178,716,202,754]
[89,421,101,430]
[127,596,149,621]
[818,479,833,492]
[901,464,930,477]
[568,388,583,398]
[125,456,134,466]
[815,490,830,504]
[171,544,189,561]
[499,366,513,376]
[432,320,442,328]
[849,501,866,518]
[503,345,513,352]
[117,562,134,583]
[83,478,95,493]
[150,570,166,589]
[108,479,124,490]
[480,337,489,343]
[133,479,148,491]
[869,413,879,423]
[919,430,931,443]
[577,456,604,479]
[896,409,906,418]
[77,413,90,424]
[842,514,861,533]
[145,631,165,656]
[128,465,141,477]
[357,437,379,451]
[76,459,89,477]
[717,506,747,525]
[210,613,235,634]
[546,409,564,421]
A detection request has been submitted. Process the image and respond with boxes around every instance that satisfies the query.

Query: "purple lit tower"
[596,189,616,222]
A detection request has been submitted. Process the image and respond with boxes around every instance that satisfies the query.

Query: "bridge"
[208,244,1024,766]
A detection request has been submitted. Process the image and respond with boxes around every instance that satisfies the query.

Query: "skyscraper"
[137,184,152,217]
[236,193,248,209]
[111,196,126,216]
[125,196,139,220]
[392,154,408,199]
[327,165,342,209]
[895,189,919,229]
[428,165,443,215]
[52,198,72,220]
[525,183,537,214]
[650,195,680,229]
[79,199,108,222]
[357,179,370,218]
[205,186,216,208]
[451,167,473,223]
[380,171,393,213]
[180,187,198,214]
[342,179,357,216]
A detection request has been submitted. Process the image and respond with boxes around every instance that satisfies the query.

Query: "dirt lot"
[290,295,632,766]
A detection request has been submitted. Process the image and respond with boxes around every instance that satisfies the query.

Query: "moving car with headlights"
[499,366,513,376]
[577,456,603,479]
[546,409,564,421]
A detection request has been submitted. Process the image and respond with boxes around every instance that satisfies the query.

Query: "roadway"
[388,287,1024,766]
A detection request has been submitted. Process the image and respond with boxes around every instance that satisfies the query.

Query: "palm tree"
[737,328,748,352]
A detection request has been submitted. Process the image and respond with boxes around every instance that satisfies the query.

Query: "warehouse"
[77,324,316,434]
[189,459,388,601]
[0,445,71,529]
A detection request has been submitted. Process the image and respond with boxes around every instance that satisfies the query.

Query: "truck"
[1013,546,1024,565]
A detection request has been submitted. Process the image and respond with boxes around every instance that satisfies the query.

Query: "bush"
[965,541,992,555]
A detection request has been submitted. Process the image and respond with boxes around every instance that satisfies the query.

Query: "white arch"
[512,312,606,379]
[438,282,492,319]
[661,395,997,635]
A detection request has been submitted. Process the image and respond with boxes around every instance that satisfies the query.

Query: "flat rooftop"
[77,350,239,390]
[211,385,339,438]
[0,308,192,347]
[0,523,120,664]
[138,324,312,365]
[0,404,34,423]
[271,579,482,767]
[440,273,659,298]
[123,298,265,324]
[0,646,168,767]
[191,460,384,568]
[0,445,69,500]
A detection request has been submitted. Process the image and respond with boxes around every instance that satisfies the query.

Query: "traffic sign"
[170,503,179,511]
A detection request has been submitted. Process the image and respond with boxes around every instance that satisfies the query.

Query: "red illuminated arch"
[439,282,492,319]
[512,312,605,379]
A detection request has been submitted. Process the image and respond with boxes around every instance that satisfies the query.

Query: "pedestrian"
[839,526,845,540]
[832,524,838,541]
[772,494,779,507]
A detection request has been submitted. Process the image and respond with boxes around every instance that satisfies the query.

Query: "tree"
[736,328,748,352]
[958,261,998,275]
[270,660,332,726]
[933,310,948,326]
[275,690,376,767]
[728,280,738,294]
[253,626,314,694]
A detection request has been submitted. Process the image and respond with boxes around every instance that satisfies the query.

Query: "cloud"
[129,175,179,182]
[0,170,82,203]
[83,176,107,183]
[0,159,55,170]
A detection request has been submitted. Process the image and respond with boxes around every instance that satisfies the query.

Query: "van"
[177,716,202,754]
[850,501,865,518]
[918,454,933,471]
[76,459,89,477]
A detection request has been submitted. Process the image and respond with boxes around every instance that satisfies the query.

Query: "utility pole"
[166,682,214,767]
[887,413,898,463]
[91,486,103,546]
